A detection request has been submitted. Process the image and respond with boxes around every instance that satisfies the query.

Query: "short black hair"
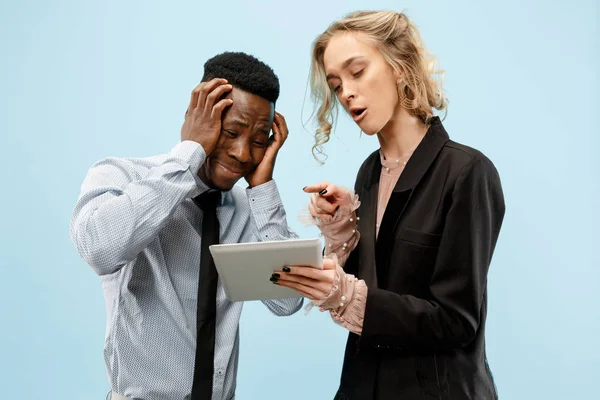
[202,52,279,104]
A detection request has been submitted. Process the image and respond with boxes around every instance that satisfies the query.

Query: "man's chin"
[203,165,246,191]
[214,170,251,191]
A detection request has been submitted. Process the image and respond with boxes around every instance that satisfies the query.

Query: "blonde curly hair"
[309,10,448,161]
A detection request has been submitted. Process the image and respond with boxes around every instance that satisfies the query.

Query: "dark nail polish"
[319,189,327,195]
[302,186,307,191]
[270,276,279,282]
[282,267,291,273]
[271,273,280,278]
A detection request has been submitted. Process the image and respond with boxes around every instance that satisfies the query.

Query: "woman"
[273,10,505,400]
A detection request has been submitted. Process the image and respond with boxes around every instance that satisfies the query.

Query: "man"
[70,52,302,400]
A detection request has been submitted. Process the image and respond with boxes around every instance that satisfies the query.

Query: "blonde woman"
[274,11,505,399]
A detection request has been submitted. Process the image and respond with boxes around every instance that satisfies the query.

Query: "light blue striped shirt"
[70,140,303,400]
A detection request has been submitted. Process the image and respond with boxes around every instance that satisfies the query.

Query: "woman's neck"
[377,108,428,160]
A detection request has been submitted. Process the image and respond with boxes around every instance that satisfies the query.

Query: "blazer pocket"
[398,227,442,248]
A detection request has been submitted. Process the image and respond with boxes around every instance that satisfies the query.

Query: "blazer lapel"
[375,190,412,287]
[354,151,381,288]
[375,117,450,287]
[356,180,379,288]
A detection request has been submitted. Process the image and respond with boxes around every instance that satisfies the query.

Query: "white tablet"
[209,238,323,302]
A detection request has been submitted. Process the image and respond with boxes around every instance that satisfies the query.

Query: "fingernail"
[270,276,279,282]
[302,186,307,191]
[282,267,291,273]
[271,273,280,278]
[319,189,327,195]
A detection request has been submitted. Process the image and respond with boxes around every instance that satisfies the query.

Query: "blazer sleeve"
[359,155,505,352]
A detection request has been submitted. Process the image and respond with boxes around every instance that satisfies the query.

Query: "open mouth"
[351,108,368,122]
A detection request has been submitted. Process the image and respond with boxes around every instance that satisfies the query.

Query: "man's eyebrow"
[226,119,250,128]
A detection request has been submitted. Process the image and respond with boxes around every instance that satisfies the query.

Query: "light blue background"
[1,0,597,399]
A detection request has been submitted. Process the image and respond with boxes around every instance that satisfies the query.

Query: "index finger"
[196,78,229,110]
[189,79,226,111]
[274,111,287,126]
[273,112,288,141]
[303,182,329,194]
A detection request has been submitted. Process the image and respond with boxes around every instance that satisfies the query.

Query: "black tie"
[191,190,221,400]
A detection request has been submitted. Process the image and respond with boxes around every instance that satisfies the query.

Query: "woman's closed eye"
[352,69,364,78]
[331,70,363,93]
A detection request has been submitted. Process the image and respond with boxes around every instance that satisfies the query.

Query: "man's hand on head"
[245,111,289,188]
[180,78,233,156]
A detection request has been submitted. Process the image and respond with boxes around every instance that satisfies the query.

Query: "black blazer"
[335,117,505,400]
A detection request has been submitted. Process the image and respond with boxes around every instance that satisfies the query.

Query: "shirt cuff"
[168,141,209,198]
[246,180,282,212]
[337,280,367,335]
[169,140,206,173]
[311,255,366,335]
[320,193,361,266]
